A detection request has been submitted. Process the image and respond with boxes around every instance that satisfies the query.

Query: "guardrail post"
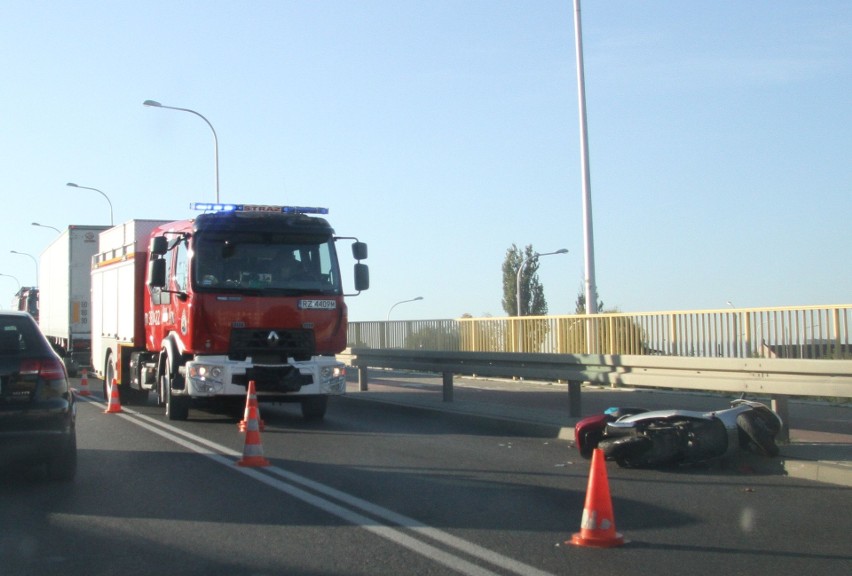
[567,380,582,417]
[771,395,790,443]
[442,372,454,402]
[358,365,369,391]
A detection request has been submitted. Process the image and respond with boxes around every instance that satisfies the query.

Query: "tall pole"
[573,0,597,317]
[516,249,568,317]
[32,222,61,233]
[66,183,114,226]
[0,273,21,290]
[10,251,38,286]
[387,296,424,321]
[385,296,423,349]
[144,100,220,203]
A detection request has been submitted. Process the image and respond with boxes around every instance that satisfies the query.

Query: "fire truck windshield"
[192,232,341,294]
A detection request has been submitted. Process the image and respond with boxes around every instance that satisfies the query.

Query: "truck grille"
[234,366,313,393]
[228,328,315,362]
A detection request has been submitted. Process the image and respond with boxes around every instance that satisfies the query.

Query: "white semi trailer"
[38,225,109,375]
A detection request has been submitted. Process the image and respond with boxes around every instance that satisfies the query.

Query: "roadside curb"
[779,451,852,488]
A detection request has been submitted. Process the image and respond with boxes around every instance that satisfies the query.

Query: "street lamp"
[32,222,61,233]
[10,251,38,286]
[66,183,114,226]
[387,296,424,321]
[144,99,220,203]
[0,273,21,290]
[516,249,568,317]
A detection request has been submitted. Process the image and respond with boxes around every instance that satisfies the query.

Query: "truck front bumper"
[180,356,347,398]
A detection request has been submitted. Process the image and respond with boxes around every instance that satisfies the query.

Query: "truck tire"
[160,370,190,421]
[105,354,148,405]
[301,396,328,421]
[103,354,115,398]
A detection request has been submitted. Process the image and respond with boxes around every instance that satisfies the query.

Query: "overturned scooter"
[574,398,783,468]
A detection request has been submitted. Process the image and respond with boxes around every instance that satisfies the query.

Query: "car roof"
[0,311,34,318]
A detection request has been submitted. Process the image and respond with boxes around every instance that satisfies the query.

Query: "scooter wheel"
[737,412,780,457]
[599,435,653,468]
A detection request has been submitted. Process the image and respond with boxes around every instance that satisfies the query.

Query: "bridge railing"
[348,304,852,359]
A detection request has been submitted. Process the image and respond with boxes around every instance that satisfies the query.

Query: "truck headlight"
[188,363,225,393]
[321,366,346,380]
[319,365,346,394]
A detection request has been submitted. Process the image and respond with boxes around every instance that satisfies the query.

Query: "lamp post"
[387,296,424,321]
[66,183,114,226]
[32,222,61,233]
[516,249,568,317]
[10,251,38,286]
[572,0,598,317]
[143,99,220,203]
[0,273,21,290]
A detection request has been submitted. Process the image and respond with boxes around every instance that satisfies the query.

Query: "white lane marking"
[81,399,557,576]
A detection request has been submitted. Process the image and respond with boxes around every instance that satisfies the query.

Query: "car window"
[0,327,23,354]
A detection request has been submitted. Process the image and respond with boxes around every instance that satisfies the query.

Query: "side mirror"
[149,236,168,256]
[354,263,369,292]
[352,242,368,261]
[148,259,166,288]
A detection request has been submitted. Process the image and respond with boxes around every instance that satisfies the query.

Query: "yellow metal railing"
[348,305,852,359]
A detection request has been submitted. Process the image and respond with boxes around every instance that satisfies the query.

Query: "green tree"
[502,244,548,317]
[575,283,604,314]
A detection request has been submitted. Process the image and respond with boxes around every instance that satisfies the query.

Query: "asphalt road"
[1,379,849,576]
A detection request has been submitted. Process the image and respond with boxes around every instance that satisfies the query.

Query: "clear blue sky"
[1,1,849,321]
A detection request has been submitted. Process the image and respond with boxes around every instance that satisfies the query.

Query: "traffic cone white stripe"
[238,381,265,432]
[236,381,270,467]
[104,378,123,414]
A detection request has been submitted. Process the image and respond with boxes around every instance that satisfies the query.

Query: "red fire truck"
[90,203,368,421]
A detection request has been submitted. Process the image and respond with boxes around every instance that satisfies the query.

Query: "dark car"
[0,311,76,481]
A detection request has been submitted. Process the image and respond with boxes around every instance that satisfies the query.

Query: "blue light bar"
[191,202,328,215]
[191,202,238,212]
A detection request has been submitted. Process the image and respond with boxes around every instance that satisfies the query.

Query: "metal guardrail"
[346,348,852,435]
[348,305,852,359]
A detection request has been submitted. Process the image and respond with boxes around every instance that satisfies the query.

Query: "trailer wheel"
[301,396,328,421]
[160,370,189,421]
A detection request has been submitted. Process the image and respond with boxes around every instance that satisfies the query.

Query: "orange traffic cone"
[569,448,626,547]
[77,368,92,397]
[236,381,270,467]
[238,380,265,432]
[104,378,123,414]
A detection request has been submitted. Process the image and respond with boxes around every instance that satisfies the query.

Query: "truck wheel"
[301,396,328,421]
[103,354,116,398]
[106,354,148,405]
[65,358,80,378]
[161,371,189,421]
